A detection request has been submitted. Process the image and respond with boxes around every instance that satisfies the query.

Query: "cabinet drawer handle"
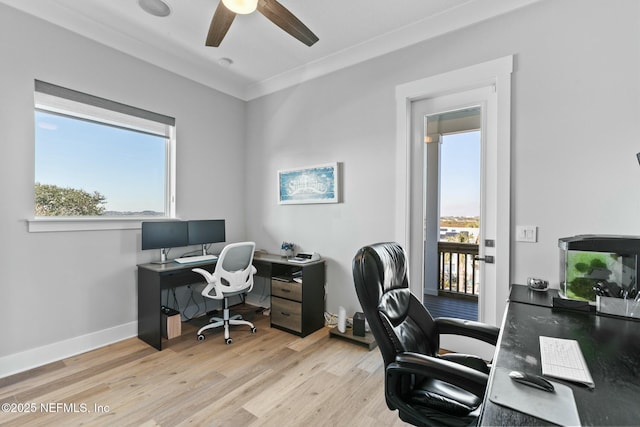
[279,288,291,293]
[280,312,290,317]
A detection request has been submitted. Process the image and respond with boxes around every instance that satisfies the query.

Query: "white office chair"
[192,241,257,344]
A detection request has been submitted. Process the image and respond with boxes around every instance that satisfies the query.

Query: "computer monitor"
[141,221,189,263]
[188,219,226,255]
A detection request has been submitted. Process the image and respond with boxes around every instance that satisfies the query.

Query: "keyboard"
[539,336,594,388]
[174,254,218,264]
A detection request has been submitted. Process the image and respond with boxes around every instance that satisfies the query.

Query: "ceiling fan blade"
[257,0,319,46]
[206,1,236,47]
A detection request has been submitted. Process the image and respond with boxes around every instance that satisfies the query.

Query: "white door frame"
[395,56,513,326]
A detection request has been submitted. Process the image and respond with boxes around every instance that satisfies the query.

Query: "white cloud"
[37,121,57,130]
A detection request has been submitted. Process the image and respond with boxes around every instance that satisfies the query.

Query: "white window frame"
[29,81,177,232]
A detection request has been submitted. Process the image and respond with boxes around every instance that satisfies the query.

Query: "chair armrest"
[434,317,500,346]
[246,265,257,293]
[192,268,214,283]
[193,268,224,300]
[440,353,490,374]
[388,352,489,399]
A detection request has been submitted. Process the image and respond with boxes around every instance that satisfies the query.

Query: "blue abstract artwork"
[278,163,339,204]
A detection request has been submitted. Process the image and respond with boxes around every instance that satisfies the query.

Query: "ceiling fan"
[206,0,319,47]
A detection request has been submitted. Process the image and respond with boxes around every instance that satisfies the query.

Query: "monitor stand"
[201,244,208,256]
[151,248,173,264]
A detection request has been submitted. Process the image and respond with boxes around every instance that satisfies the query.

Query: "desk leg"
[138,268,162,350]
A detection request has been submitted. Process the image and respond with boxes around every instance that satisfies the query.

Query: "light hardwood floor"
[0,310,410,427]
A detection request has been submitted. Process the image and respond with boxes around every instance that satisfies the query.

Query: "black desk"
[480,287,640,426]
[508,283,558,307]
[137,253,325,350]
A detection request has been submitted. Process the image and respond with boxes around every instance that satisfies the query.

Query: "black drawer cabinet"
[269,261,325,337]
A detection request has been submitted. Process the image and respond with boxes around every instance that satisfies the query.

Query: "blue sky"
[439,131,481,217]
[35,111,166,212]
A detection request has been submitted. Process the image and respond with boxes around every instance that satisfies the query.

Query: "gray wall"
[245,0,640,316]
[2,0,640,371]
[0,5,246,360]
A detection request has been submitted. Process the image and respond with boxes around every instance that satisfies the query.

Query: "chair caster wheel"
[251,327,257,334]
[225,338,233,345]
[197,334,205,341]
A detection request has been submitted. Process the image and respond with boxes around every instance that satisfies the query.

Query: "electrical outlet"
[516,225,537,243]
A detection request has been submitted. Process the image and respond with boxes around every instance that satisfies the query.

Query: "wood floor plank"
[295,365,372,426]
[249,370,343,427]
[355,346,384,373]
[0,361,66,391]
[172,368,278,426]
[285,326,330,352]
[0,313,411,426]
[13,347,156,403]
[242,335,348,419]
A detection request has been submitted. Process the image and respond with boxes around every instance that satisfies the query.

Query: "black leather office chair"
[352,242,500,427]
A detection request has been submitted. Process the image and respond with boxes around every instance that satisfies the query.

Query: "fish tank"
[558,235,640,303]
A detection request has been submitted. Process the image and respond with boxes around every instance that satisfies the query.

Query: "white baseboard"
[0,321,137,379]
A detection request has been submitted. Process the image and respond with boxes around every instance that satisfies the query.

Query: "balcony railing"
[438,242,479,296]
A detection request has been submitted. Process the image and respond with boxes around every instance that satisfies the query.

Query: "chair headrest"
[353,242,409,310]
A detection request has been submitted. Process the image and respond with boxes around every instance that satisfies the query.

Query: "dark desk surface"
[137,251,324,273]
[480,299,640,426]
[508,284,558,307]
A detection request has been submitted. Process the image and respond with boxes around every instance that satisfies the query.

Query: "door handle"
[474,255,494,264]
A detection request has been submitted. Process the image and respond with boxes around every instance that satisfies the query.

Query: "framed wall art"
[278,162,340,204]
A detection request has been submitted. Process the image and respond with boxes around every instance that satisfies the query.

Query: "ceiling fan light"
[222,0,258,15]
[138,0,172,17]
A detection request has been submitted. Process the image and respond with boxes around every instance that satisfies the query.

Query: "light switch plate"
[516,225,537,243]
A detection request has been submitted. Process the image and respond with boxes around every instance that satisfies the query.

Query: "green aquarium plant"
[565,251,618,301]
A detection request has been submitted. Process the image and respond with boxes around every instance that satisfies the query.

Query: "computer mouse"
[508,370,555,392]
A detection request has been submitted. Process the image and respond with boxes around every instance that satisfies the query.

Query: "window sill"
[27,217,166,232]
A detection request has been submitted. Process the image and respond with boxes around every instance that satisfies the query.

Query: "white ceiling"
[0,0,539,100]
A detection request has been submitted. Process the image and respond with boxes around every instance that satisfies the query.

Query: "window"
[32,81,176,230]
